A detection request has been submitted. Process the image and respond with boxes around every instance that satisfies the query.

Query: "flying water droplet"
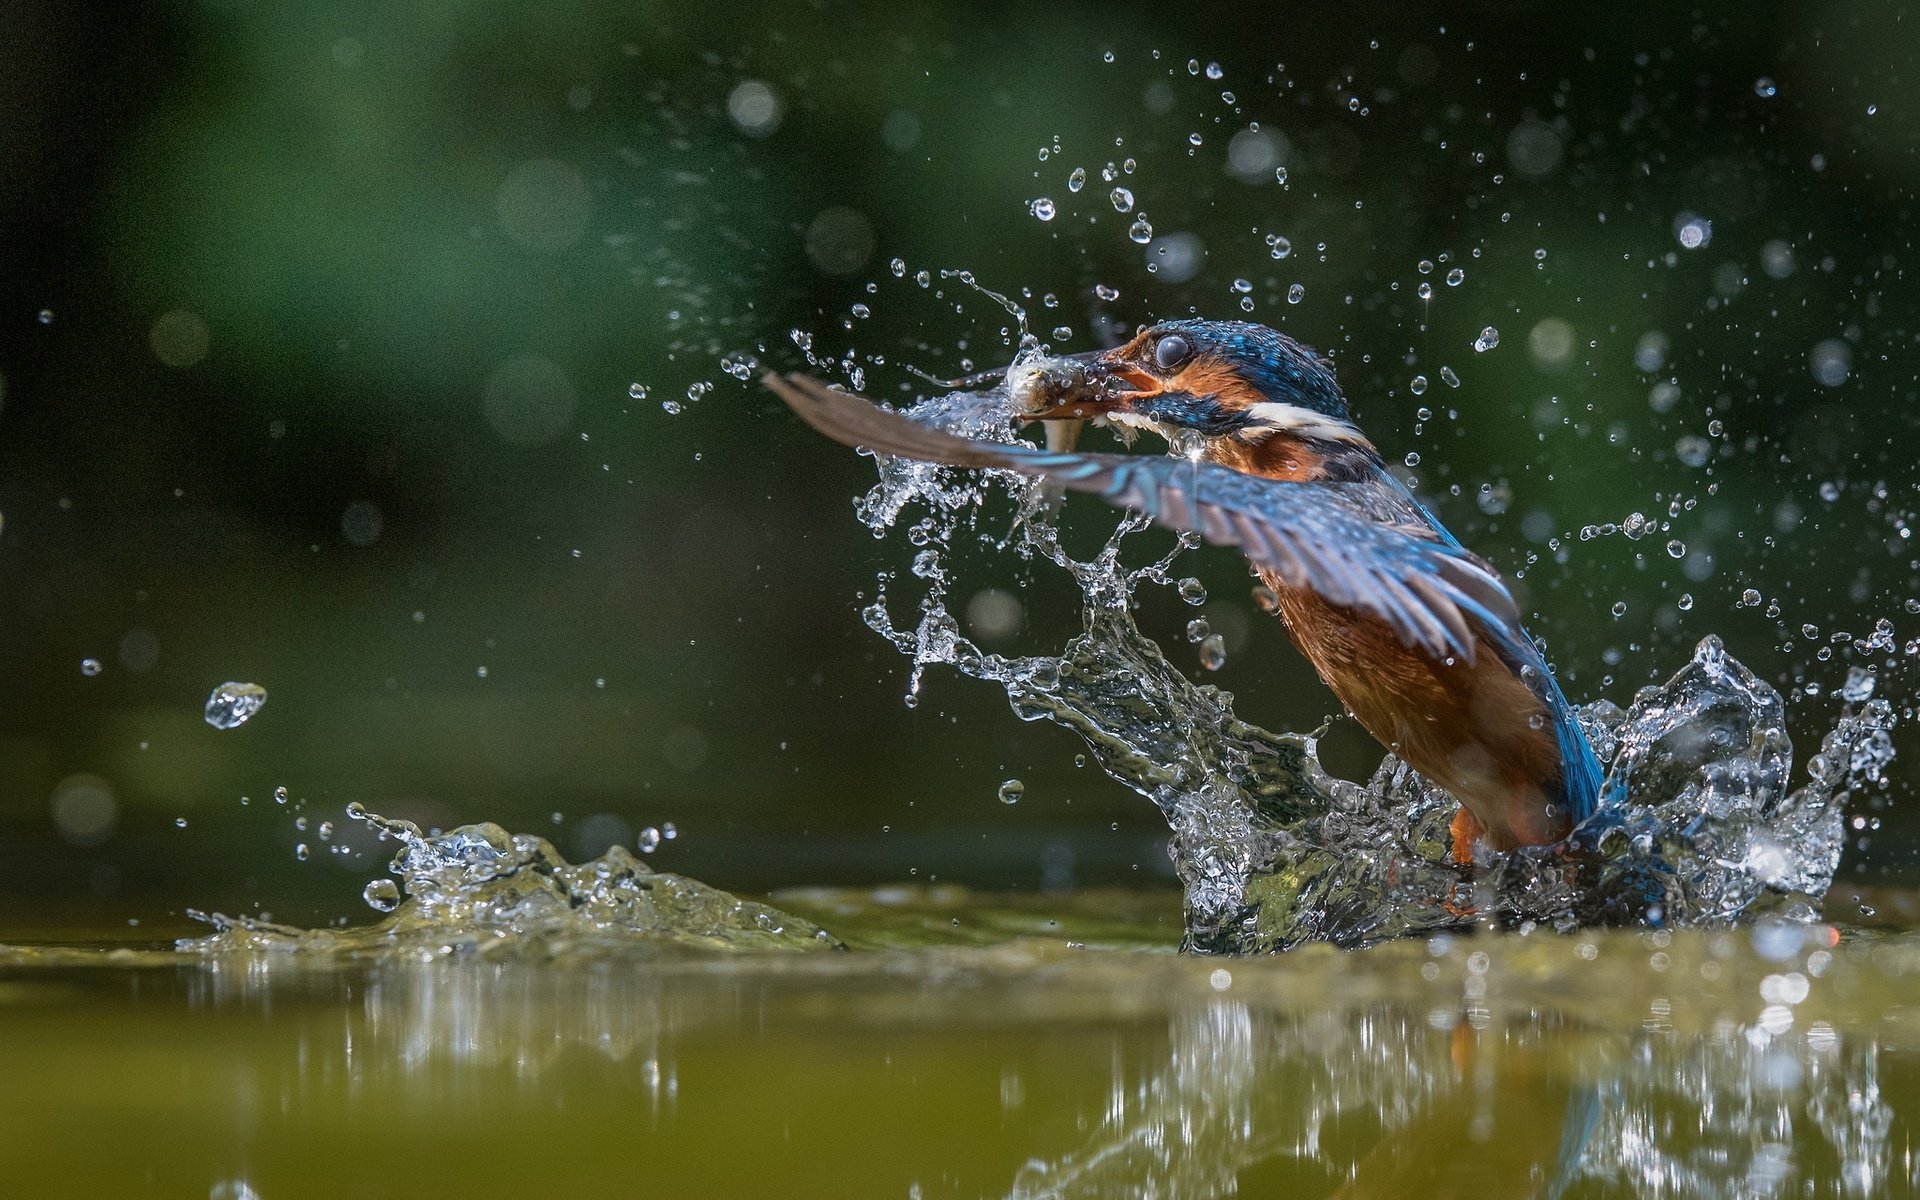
[1473,326,1500,352]
[1445,267,1465,286]
[1416,282,1433,301]
[1198,635,1227,671]
[1265,234,1292,259]
[1410,375,1428,395]
[363,879,401,912]
[1842,667,1876,702]
[1110,187,1134,213]
[1127,217,1153,244]
[637,826,662,852]
[1439,366,1461,388]
[1666,539,1687,559]
[997,779,1025,805]
[204,682,268,729]
[1029,197,1057,221]
[1177,577,1208,605]
[1286,283,1305,304]
[80,658,102,677]
[1755,77,1778,98]
[1674,435,1712,468]
[1067,167,1086,193]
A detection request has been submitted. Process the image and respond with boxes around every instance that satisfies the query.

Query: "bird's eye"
[1153,333,1193,371]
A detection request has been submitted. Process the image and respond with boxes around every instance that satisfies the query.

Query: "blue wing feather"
[769,373,1603,824]
[1366,464,1601,822]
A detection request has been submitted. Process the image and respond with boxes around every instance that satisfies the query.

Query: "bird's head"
[1022,319,1365,448]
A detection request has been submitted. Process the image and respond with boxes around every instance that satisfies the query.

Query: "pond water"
[5,885,1916,1198]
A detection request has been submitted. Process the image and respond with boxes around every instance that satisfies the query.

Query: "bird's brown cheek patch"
[1175,359,1262,409]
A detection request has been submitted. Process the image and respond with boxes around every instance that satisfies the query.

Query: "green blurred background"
[3,0,1917,923]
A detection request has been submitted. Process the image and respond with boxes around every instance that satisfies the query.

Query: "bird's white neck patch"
[1237,401,1367,444]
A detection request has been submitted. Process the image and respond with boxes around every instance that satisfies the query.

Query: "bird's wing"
[768,373,1523,664]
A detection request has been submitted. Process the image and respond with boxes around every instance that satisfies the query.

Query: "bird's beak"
[1016,346,1161,423]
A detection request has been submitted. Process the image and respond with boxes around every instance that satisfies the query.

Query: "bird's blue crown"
[1156,318,1349,421]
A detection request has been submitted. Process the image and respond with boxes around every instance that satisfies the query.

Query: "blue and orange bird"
[765,318,1602,858]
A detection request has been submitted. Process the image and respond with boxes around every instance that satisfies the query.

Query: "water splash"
[181,806,839,958]
[850,380,1893,952]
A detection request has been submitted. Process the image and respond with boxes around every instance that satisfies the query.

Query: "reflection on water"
[3,909,1914,1197]
[852,380,1896,951]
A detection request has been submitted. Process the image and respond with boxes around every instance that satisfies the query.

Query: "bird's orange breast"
[1264,573,1571,850]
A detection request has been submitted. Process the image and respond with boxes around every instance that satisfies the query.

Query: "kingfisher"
[765,318,1602,860]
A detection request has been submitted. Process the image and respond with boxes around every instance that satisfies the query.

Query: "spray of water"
[181,805,839,958]
[852,377,1895,952]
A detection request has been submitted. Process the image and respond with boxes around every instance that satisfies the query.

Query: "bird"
[764,318,1602,859]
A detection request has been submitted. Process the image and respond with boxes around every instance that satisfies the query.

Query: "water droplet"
[295,843,310,861]
[627,382,649,400]
[1050,325,1072,341]
[1198,635,1227,671]
[1252,585,1279,613]
[1677,593,1694,611]
[1204,62,1223,80]
[1741,588,1763,607]
[1274,165,1289,185]
[1842,667,1876,702]
[1473,326,1500,352]
[1666,539,1687,559]
[1186,617,1211,643]
[1611,600,1628,618]
[1410,375,1428,395]
[1286,283,1305,304]
[1067,167,1086,193]
[204,681,268,729]
[1755,77,1778,98]
[1445,267,1465,286]
[1095,283,1120,302]
[1404,450,1421,466]
[363,879,401,912]
[1127,217,1153,244]
[36,309,53,325]
[1439,366,1461,388]
[1177,577,1208,605]
[1265,234,1292,260]
[1109,186,1134,213]
[79,658,102,677]
[1674,212,1712,250]
[637,826,662,852]
[1674,435,1712,468]
[1230,278,1253,294]
[889,257,906,277]
[1416,282,1433,301]
[997,779,1025,805]
[1029,197,1057,221]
